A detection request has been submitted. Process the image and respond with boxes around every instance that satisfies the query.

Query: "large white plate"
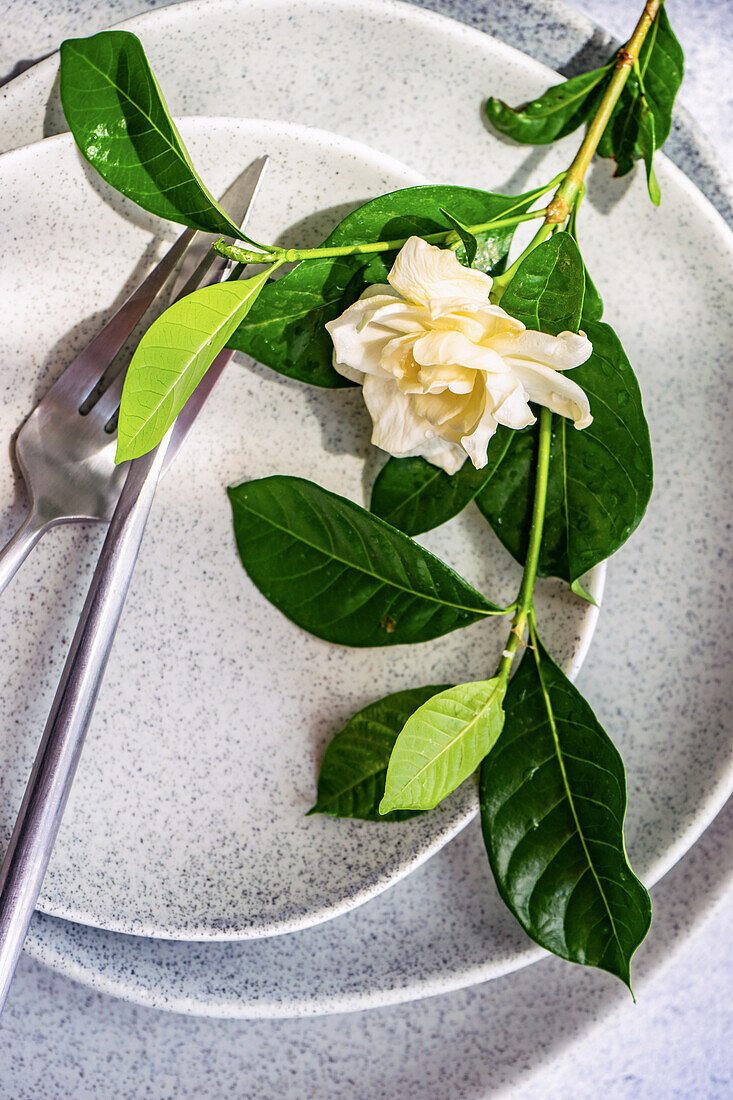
[0,117,602,939]
[2,0,732,1011]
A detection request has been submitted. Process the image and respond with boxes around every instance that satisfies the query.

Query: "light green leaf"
[228,476,502,647]
[308,684,451,821]
[380,679,506,813]
[59,31,248,238]
[480,635,651,990]
[486,65,612,145]
[116,270,269,462]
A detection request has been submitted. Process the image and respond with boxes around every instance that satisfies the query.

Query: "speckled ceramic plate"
[0,116,603,939]
[2,0,732,1012]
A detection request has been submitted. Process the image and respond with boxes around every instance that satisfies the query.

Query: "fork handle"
[0,512,46,596]
[0,441,168,1012]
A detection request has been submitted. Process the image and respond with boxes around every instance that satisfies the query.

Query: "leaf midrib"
[387,682,503,804]
[523,66,610,119]
[531,644,625,960]
[121,282,263,451]
[232,493,495,617]
[68,42,234,233]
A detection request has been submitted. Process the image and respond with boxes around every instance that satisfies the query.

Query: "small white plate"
[0,117,602,939]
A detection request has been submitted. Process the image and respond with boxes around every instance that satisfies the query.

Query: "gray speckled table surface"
[0,1,731,1097]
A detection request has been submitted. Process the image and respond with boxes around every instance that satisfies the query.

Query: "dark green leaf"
[370,427,513,536]
[480,636,651,989]
[59,31,244,238]
[116,271,269,462]
[228,184,547,387]
[567,204,604,322]
[476,320,653,585]
[308,684,451,821]
[598,73,644,179]
[228,476,502,647]
[485,7,682,181]
[597,8,683,176]
[499,232,585,336]
[486,65,611,145]
[381,679,505,813]
[440,207,478,267]
[581,269,604,323]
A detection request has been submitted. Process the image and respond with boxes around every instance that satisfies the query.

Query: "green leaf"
[598,73,645,179]
[480,636,651,989]
[475,320,653,585]
[500,231,585,336]
[485,7,682,182]
[228,183,547,387]
[116,270,269,462]
[308,684,451,821]
[486,65,612,145]
[381,679,506,813]
[228,476,502,647]
[597,8,683,177]
[639,102,661,206]
[567,203,604,322]
[59,31,246,238]
[440,207,478,267]
[370,427,513,536]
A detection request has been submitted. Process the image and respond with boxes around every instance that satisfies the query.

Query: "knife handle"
[0,439,168,1012]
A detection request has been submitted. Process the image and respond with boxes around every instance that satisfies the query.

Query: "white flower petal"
[412,330,511,376]
[492,328,592,371]
[461,408,499,469]
[511,359,593,428]
[325,293,407,380]
[426,441,469,474]
[491,385,536,430]
[388,236,492,308]
[362,375,432,454]
[362,375,468,472]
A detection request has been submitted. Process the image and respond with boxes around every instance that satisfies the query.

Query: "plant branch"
[494,0,662,682]
[496,406,552,681]
[213,207,553,267]
[544,0,663,225]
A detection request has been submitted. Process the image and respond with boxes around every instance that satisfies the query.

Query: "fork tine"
[86,369,127,428]
[48,226,196,403]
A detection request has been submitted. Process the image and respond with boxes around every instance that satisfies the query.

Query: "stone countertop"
[0,1,730,1096]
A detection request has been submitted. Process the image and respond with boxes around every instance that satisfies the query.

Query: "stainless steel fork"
[0,156,268,1012]
[0,158,265,594]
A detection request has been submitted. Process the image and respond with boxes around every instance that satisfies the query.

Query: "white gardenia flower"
[325,235,593,474]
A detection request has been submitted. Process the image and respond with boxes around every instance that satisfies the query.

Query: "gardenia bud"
[326,235,593,474]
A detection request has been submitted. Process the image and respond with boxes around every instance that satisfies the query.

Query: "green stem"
[494,0,662,681]
[544,0,663,225]
[213,206,552,266]
[496,406,552,682]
